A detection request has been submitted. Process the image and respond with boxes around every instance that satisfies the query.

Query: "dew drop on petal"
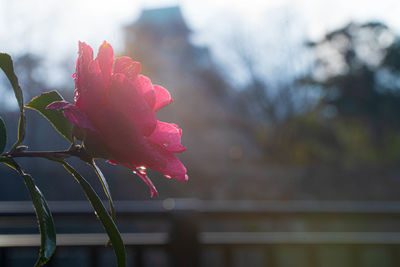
[163,142,169,147]
[74,90,79,102]
[137,166,147,175]
[165,175,172,179]
[106,160,118,166]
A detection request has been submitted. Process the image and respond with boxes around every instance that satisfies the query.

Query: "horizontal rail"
[201,232,400,245]
[0,233,168,247]
[1,200,400,216]
[2,232,400,247]
[2,200,400,267]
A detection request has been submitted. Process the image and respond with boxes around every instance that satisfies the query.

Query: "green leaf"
[10,111,26,151]
[92,160,116,247]
[0,53,26,151]
[0,157,56,267]
[0,156,17,170]
[0,53,24,111]
[25,91,73,142]
[62,161,126,267]
[91,160,116,223]
[23,174,56,267]
[0,117,6,153]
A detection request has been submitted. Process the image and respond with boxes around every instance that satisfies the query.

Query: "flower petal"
[87,108,157,163]
[74,42,94,91]
[106,74,157,136]
[153,85,173,111]
[46,100,95,131]
[134,171,159,197]
[62,105,95,131]
[113,57,141,80]
[144,145,188,182]
[156,152,188,181]
[74,42,106,111]
[113,60,155,108]
[96,41,114,87]
[46,101,71,110]
[147,121,186,153]
[132,75,156,109]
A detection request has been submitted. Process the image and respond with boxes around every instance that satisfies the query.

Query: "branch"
[1,146,92,163]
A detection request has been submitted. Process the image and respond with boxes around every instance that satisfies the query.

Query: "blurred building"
[124,6,263,199]
[125,6,211,77]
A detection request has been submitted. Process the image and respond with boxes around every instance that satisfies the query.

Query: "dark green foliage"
[0,53,27,151]
[383,39,400,72]
[309,22,400,163]
[262,22,400,164]
[62,161,126,267]
[92,160,117,223]
[0,117,6,153]
[0,157,56,267]
[0,53,24,111]
[12,111,26,151]
[26,91,73,142]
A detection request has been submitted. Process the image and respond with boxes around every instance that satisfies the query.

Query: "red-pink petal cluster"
[47,41,187,196]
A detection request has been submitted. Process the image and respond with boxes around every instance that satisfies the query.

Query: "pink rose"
[47,41,188,196]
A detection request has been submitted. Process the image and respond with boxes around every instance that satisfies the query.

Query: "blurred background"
[1,0,400,266]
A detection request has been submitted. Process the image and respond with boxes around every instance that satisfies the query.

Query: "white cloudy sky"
[0,0,399,87]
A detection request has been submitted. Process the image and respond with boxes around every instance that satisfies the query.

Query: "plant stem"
[0,148,92,162]
[2,150,74,159]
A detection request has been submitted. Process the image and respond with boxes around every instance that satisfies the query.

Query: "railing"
[1,200,400,267]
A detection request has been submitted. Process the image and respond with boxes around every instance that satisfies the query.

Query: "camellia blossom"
[47,41,188,196]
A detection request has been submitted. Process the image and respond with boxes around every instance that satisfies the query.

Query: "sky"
[0,0,400,88]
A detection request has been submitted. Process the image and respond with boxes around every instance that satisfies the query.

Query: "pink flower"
[47,41,188,196]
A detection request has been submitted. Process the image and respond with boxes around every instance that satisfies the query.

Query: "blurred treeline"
[253,22,400,166]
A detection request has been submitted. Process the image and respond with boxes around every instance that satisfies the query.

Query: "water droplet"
[163,142,169,147]
[137,166,147,175]
[73,90,79,102]
[106,160,118,166]
[165,175,172,179]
